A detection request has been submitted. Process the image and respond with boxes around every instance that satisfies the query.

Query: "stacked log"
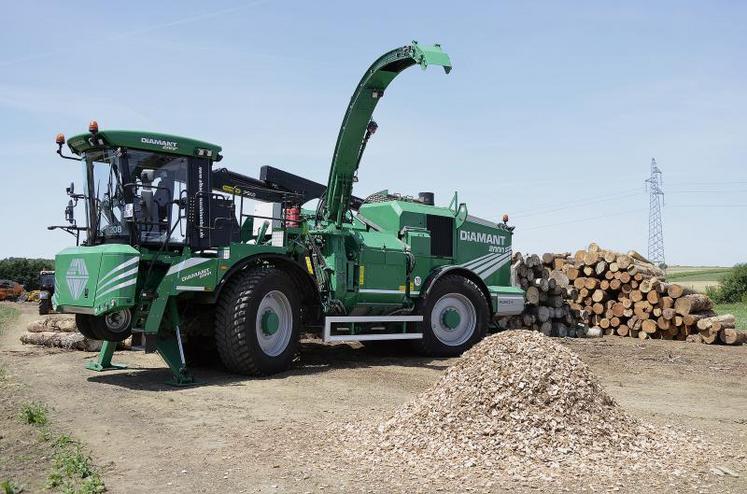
[496,253,587,337]
[20,316,131,351]
[550,243,741,345]
[26,315,77,333]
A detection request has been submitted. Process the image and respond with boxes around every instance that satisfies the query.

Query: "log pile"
[548,243,742,344]
[496,253,587,337]
[20,331,105,352]
[26,315,77,333]
[20,316,131,351]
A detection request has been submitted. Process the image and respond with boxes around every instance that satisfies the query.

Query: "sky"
[0,0,745,265]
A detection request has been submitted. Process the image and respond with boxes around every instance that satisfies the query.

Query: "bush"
[708,263,747,303]
[0,257,54,291]
[19,402,48,426]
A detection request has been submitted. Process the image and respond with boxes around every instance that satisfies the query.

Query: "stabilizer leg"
[85,340,128,372]
[156,300,194,386]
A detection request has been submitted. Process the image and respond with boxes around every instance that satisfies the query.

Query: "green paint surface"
[442,308,461,329]
[66,130,221,159]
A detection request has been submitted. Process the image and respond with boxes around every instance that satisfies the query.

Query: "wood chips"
[342,330,737,487]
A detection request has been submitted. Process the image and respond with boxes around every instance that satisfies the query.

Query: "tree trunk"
[696,314,736,331]
[642,319,658,334]
[674,294,714,316]
[719,328,746,345]
[699,330,718,344]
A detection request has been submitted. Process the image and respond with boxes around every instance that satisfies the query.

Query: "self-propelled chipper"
[49,42,524,384]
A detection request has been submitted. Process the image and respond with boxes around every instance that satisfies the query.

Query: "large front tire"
[76,310,132,342]
[75,313,99,340]
[215,267,300,376]
[413,275,489,357]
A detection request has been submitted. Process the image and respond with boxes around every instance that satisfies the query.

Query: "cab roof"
[66,130,222,159]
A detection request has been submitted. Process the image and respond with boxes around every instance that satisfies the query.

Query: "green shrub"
[19,402,48,426]
[47,443,105,494]
[1,480,24,494]
[709,263,747,303]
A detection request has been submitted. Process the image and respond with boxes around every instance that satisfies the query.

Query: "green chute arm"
[321,42,452,226]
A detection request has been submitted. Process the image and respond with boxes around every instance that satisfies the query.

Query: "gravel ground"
[1,303,745,493]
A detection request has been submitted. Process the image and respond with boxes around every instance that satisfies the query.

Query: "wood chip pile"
[496,252,586,337]
[344,331,724,484]
[20,316,130,351]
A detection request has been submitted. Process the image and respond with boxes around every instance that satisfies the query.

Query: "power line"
[668,204,747,208]
[668,189,747,193]
[522,207,648,231]
[511,187,641,216]
[512,190,642,218]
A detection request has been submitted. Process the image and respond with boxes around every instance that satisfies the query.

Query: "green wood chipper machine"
[48,42,524,384]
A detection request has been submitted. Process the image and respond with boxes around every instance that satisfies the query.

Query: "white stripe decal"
[358,289,405,294]
[460,254,499,271]
[470,252,510,274]
[458,252,495,269]
[468,253,507,272]
[98,266,139,291]
[166,257,212,276]
[475,255,509,275]
[96,278,137,298]
[475,253,510,276]
[479,257,511,279]
[97,257,139,286]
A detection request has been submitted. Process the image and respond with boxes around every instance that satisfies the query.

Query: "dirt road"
[1,302,745,493]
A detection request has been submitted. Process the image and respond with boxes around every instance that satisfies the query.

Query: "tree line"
[0,258,54,291]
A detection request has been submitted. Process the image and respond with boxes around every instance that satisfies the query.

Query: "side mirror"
[65,200,75,224]
[455,202,468,228]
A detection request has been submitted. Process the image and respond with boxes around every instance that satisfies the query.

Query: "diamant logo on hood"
[141,137,178,151]
[66,258,88,299]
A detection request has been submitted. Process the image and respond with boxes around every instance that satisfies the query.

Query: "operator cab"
[52,122,231,252]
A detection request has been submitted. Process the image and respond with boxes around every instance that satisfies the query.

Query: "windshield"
[83,148,127,242]
[83,148,188,245]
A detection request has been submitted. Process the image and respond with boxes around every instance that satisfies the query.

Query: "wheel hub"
[441,308,461,329]
[255,290,293,357]
[261,310,280,335]
[104,309,131,333]
[430,293,477,347]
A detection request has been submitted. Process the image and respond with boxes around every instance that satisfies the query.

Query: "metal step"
[323,315,423,342]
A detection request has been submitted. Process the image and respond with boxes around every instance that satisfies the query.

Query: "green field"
[714,302,747,331]
[666,266,732,293]
[667,266,732,282]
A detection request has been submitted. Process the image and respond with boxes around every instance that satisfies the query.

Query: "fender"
[421,265,493,316]
[212,253,321,315]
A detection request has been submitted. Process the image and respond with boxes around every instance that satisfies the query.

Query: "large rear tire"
[413,275,489,357]
[215,267,300,376]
